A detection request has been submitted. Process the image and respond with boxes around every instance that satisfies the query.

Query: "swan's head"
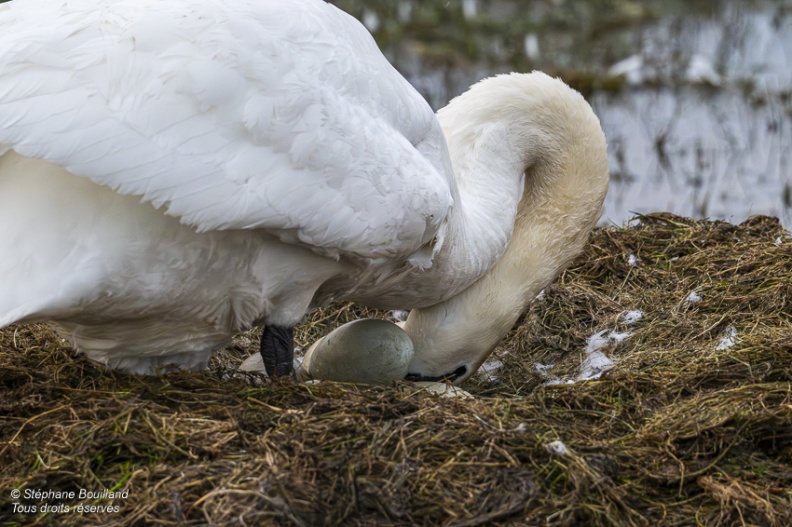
[400,302,511,384]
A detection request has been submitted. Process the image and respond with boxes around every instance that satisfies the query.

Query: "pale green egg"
[302,319,414,384]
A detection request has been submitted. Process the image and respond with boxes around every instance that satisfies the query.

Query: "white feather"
[0,0,609,379]
[0,0,451,260]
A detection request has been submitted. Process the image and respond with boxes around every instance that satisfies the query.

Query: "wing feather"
[0,0,454,261]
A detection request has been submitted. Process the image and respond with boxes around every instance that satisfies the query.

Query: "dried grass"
[2,214,791,526]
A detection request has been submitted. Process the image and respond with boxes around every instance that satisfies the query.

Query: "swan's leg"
[260,326,294,378]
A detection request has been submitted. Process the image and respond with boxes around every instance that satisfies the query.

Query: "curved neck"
[405,72,609,382]
[427,122,528,295]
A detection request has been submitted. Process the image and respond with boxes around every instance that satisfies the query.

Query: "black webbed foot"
[260,325,294,378]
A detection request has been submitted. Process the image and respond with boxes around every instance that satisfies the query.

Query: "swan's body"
[0,0,608,382]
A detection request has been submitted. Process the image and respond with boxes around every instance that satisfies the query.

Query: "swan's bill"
[404,365,468,383]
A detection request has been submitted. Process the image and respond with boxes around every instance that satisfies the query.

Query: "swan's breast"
[0,153,349,341]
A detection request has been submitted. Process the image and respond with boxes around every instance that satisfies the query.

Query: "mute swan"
[0,0,608,383]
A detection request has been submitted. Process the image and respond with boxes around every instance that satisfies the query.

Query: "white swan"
[0,0,608,382]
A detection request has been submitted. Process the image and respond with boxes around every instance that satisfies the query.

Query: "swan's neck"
[405,72,609,382]
[428,117,528,291]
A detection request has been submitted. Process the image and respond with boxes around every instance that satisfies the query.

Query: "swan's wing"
[0,0,453,261]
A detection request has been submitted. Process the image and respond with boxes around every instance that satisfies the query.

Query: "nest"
[2,214,791,526]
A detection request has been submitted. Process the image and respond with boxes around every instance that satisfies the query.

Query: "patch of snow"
[362,10,380,31]
[584,329,611,354]
[585,329,632,354]
[480,358,503,373]
[524,33,540,60]
[608,54,645,85]
[536,362,565,384]
[627,254,639,266]
[397,2,412,22]
[389,310,409,322]
[685,54,721,85]
[609,331,633,343]
[545,377,575,386]
[415,381,474,399]
[462,0,477,19]
[622,310,643,325]
[546,440,570,456]
[775,237,783,245]
[685,291,703,304]
[715,327,739,351]
[577,351,615,381]
[546,330,630,386]
[511,423,529,433]
[476,356,504,381]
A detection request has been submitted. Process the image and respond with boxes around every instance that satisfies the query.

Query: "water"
[590,1,792,226]
[332,0,792,226]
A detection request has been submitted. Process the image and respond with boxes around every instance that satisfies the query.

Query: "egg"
[301,319,414,384]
